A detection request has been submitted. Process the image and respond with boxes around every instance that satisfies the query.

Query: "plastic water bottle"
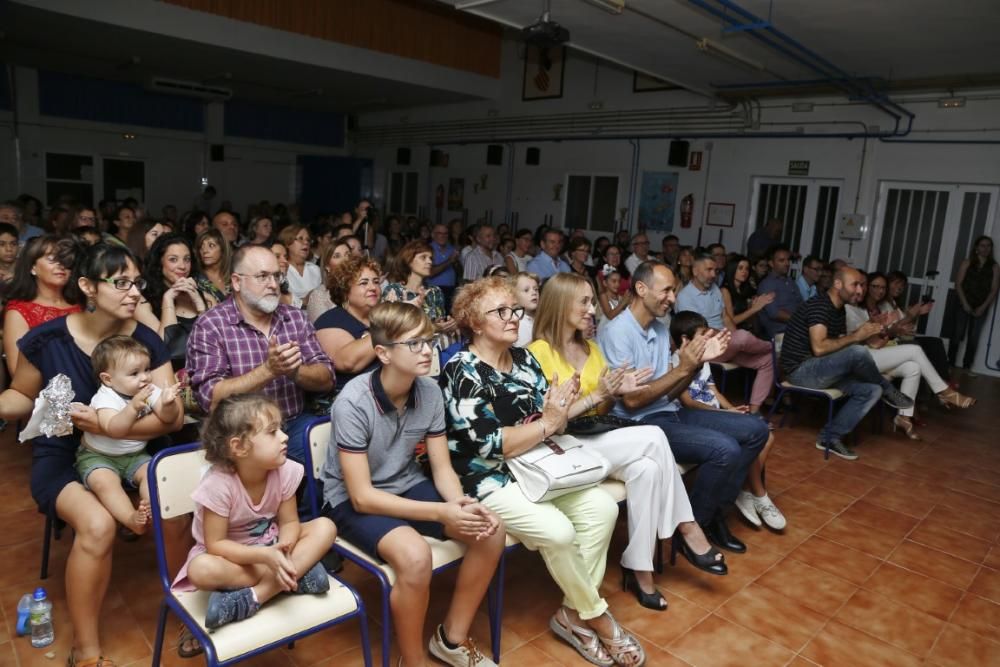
[29,587,54,648]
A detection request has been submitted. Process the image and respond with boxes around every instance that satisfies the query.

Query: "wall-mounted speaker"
[430,149,445,167]
[525,147,540,165]
[396,147,411,166]
[486,144,504,165]
[210,144,225,162]
[668,140,690,167]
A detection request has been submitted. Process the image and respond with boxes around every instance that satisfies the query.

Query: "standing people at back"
[949,235,999,372]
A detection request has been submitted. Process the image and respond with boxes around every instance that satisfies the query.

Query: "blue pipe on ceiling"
[684,0,914,136]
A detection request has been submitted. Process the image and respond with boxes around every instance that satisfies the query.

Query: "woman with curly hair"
[315,255,382,387]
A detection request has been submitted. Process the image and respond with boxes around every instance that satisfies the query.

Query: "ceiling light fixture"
[696,38,764,72]
[938,96,966,109]
[583,0,625,14]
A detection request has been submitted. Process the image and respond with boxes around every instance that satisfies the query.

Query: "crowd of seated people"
[0,191,995,667]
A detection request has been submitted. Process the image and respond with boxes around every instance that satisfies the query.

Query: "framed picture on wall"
[447,178,465,212]
[706,202,735,228]
[633,72,679,93]
[523,45,566,101]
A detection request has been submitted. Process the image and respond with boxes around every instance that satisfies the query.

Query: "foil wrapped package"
[19,374,76,442]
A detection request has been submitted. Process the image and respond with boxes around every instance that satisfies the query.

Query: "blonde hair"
[277,223,309,249]
[200,394,282,471]
[369,302,434,346]
[511,271,541,289]
[533,273,592,357]
[451,276,512,339]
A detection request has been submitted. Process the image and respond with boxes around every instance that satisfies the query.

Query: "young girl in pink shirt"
[172,395,337,629]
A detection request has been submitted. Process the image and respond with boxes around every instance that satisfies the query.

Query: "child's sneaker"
[295,562,330,594]
[428,625,496,667]
[734,491,762,527]
[205,588,259,629]
[752,494,787,530]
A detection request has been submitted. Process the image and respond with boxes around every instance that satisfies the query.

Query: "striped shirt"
[779,292,845,375]
[187,296,335,416]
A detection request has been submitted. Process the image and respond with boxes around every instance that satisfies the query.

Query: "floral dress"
[381,282,446,321]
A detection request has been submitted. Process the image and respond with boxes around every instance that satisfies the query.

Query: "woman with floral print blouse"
[441,276,645,667]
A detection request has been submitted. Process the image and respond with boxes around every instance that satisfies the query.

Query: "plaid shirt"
[187,297,335,416]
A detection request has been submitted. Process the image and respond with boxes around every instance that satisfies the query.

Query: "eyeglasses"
[100,277,147,291]
[484,305,525,321]
[236,272,284,285]
[383,335,442,354]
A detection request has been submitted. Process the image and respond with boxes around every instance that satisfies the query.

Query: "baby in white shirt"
[77,335,180,534]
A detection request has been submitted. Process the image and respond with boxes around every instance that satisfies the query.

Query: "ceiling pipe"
[452,3,717,99]
[684,0,914,136]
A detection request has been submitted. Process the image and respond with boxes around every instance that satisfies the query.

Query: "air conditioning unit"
[147,77,233,101]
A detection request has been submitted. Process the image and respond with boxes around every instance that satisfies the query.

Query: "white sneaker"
[734,491,762,527]
[429,625,497,667]
[753,494,787,531]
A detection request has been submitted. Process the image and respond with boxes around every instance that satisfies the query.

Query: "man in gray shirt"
[319,302,503,667]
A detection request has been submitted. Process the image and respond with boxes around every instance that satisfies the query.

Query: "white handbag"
[506,435,611,503]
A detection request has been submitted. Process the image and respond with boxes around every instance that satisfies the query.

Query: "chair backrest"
[147,442,207,592]
[302,418,332,517]
[151,444,209,519]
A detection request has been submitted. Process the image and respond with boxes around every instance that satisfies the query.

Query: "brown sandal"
[177,624,204,658]
[549,608,615,667]
[595,614,646,667]
[67,649,117,667]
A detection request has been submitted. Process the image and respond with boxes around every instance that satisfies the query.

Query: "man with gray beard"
[187,245,335,460]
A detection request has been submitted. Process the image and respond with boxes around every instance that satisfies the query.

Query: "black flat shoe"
[670,534,728,575]
[704,516,747,554]
[621,568,667,611]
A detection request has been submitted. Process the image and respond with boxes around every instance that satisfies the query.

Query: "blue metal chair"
[302,417,508,666]
[710,361,753,402]
[148,443,372,667]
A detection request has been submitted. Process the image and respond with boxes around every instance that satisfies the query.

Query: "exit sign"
[788,160,810,175]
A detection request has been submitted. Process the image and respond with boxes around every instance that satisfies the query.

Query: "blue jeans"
[641,409,767,525]
[787,345,884,442]
[283,412,323,463]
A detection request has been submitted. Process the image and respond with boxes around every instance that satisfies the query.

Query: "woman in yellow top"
[528,273,726,612]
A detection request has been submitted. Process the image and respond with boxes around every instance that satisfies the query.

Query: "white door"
[746,177,843,260]
[869,181,998,338]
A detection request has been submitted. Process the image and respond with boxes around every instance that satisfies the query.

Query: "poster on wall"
[447,178,465,211]
[638,171,678,231]
[523,46,566,101]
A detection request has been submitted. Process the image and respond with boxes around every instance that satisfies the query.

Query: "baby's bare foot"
[125,502,150,535]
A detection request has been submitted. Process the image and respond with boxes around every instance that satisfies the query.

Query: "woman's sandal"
[177,625,204,659]
[67,649,117,667]
[938,388,976,409]
[595,614,646,667]
[549,608,615,667]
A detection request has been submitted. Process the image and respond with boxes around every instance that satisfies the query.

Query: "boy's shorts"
[75,448,151,490]
[323,478,446,562]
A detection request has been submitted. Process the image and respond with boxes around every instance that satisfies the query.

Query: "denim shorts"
[75,447,151,489]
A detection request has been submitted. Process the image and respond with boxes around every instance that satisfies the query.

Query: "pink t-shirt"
[172,459,303,591]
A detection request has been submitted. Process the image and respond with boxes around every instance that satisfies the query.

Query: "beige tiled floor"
[1,371,999,666]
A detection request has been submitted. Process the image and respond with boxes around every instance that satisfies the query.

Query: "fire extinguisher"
[680,193,694,228]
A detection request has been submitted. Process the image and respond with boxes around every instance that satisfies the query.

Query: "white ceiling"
[440,0,1000,97]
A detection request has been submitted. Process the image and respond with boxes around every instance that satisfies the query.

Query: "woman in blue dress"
[0,243,182,667]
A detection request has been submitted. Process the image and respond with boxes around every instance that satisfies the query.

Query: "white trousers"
[868,344,947,416]
[577,425,694,571]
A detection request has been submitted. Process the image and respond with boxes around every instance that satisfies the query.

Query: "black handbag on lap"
[565,413,641,436]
